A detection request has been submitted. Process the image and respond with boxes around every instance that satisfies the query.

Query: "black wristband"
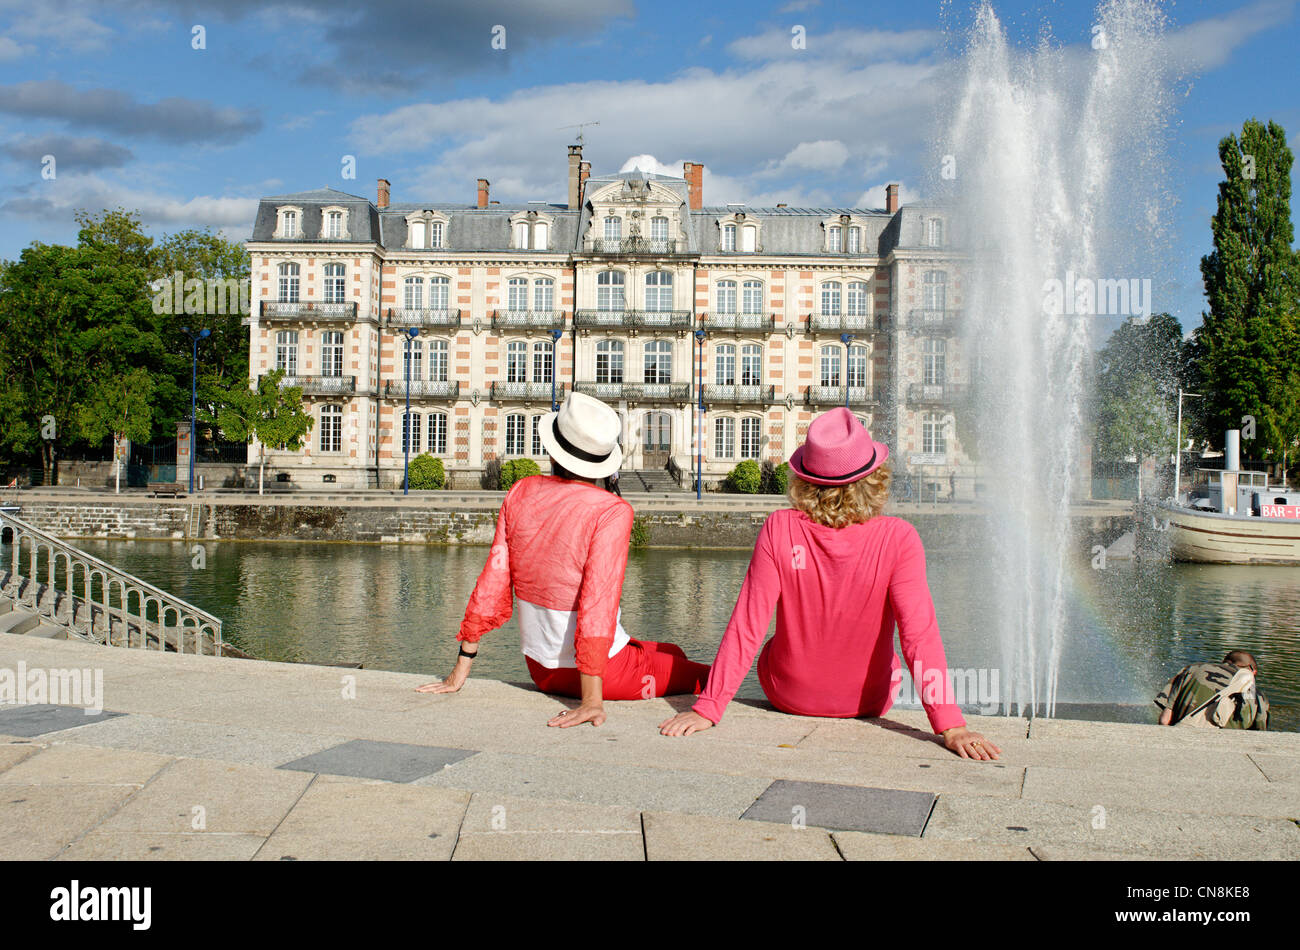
[458,646,478,659]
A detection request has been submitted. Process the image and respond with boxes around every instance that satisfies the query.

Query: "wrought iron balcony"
[805,384,881,407]
[260,301,359,322]
[490,381,567,403]
[701,312,777,334]
[907,309,963,333]
[574,309,693,331]
[491,309,565,331]
[276,374,356,396]
[387,307,462,329]
[382,379,461,400]
[808,311,879,335]
[573,382,692,403]
[907,383,969,405]
[703,384,776,406]
[584,237,680,256]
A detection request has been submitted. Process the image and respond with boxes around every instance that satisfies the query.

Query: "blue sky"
[0,0,1296,333]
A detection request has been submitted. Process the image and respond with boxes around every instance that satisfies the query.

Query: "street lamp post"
[840,332,855,407]
[695,329,706,499]
[1173,389,1203,505]
[403,327,420,495]
[550,328,564,411]
[181,327,211,493]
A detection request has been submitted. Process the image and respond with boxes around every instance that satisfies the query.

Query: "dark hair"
[1224,650,1258,671]
[549,457,614,492]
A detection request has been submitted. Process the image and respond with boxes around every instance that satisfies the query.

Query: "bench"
[148,483,186,498]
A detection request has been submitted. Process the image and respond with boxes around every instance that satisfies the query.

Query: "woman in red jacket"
[659,408,1001,760]
[417,392,709,728]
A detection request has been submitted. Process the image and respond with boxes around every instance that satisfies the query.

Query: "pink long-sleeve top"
[457,475,634,677]
[692,508,967,734]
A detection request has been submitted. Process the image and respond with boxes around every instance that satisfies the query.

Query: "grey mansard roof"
[249,181,951,256]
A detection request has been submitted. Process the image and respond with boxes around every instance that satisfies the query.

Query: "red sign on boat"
[1259,504,1300,519]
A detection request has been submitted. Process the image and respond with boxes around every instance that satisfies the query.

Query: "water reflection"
[9,538,1295,731]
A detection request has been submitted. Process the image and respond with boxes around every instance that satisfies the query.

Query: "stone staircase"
[0,591,67,640]
[626,469,684,493]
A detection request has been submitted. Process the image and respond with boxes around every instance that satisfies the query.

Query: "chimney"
[579,161,590,205]
[568,144,583,209]
[377,178,390,210]
[477,178,490,209]
[885,183,899,214]
[683,161,703,210]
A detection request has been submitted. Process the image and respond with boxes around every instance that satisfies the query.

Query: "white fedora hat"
[538,391,623,480]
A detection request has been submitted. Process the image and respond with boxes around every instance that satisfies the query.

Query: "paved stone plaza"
[1,632,1297,860]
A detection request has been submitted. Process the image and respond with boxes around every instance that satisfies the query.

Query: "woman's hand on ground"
[941,726,1001,760]
[548,704,606,728]
[659,710,713,736]
[416,657,473,694]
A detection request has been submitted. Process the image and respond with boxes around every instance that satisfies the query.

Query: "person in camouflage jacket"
[1155,650,1269,730]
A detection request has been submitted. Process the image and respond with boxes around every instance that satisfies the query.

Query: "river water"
[35,535,1296,731]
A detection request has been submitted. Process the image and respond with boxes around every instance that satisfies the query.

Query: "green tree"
[499,458,541,490]
[77,367,155,494]
[1104,374,1176,502]
[1196,119,1300,467]
[725,459,762,493]
[201,370,313,495]
[407,454,446,490]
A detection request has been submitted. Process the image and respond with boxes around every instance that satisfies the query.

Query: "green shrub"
[499,457,542,490]
[724,459,762,494]
[407,454,446,490]
[760,460,790,494]
[630,516,649,548]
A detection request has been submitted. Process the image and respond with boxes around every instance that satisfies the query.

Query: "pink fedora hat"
[788,408,889,486]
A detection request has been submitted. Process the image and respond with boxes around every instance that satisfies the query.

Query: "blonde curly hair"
[788,463,891,528]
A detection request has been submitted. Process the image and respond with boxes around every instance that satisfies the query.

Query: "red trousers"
[527,639,710,701]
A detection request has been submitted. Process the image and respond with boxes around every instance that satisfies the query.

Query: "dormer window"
[740,224,756,252]
[847,226,861,253]
[511,212,553,250]
[722,223,736,251]
[928,218,944,247]
[319,206,348,240]
[604,216,620,241]
[828,226,842,252]
[276,206,303,239]
[430,221,444,248]
[405,211,449,249]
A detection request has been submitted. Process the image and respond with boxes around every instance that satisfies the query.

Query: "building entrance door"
[642,412,671,468]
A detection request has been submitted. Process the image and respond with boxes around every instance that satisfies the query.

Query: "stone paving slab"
[0,741,40,773]
[642,811,841,861]
[96,758,313,837]
[414,750,773,818]
[0,785,139,860]
[278,739,478,783]
[742,779,936,836]
[833,831,1037,861]
[453,793,644,861]
[0,742,172,787]
[255,780,470,860]
[923,794,1300,860]
[59,832,267,861]
[1249,752,1300,784]
[1028,716,1300,752]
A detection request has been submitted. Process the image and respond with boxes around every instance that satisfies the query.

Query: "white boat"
[1162,430,1300,564]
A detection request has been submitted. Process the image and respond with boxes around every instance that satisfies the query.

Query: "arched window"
[847,344,868,388]
[597,271,625,311]
[714,417,735,459]
[429,221,444,248]
[428,339,449,382]
[819,345,841,387]
[513,221,529,249]
[321,331,344,378]
[644,340,672,384]
[280,210,299,238]
[507,341,528,383]
[716,280,737,315]
[741,280,763,315]
[928,218,944,247]
[740,344,762,386]
[531,415,544,455]
[847,281,869,318]
[827,226,842,252]
[409,220,426,248]
[532,341,553,384]
[644,271,673,312]
[847,226,861,253]
[721,224,736,251]
[428,412,448,454]
[596,340,624,384]
[603,216,620,249]
[715,344,736,386]
[275,331,298,375]
[402,411,422,455]
[650,216,669,250]
[325,211,343,239]
[533,278,554,312]
[401,338,423,381]
[820,281,842,316]
[277,262,300,302]
[923,412,947,454]
[741,224,757,252]
[505,413,527,455]
[323,263,346,304]
[403,276,424,310]
[320,405,342,453]
[740,417,762,459]
[428,276,450,311]
[923,270,947,311]
[532,221,549,250]
[923,337,946,386]
[507,277,529,312]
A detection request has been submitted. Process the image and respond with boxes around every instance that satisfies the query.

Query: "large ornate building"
[244,144,967,490]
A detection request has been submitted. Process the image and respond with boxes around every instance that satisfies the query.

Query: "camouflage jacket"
[1154,662,1269,730]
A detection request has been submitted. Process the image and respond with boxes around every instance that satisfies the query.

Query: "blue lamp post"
[840,332,855,408]
[694,328,706,499]
[181,327,211,493]
[550,328,564,411]
[403,326,420,494]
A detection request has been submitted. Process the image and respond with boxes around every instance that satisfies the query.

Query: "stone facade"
[244,147,969,490]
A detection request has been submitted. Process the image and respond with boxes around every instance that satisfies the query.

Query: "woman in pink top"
[659,408,1001,760]
[418,392,710,728]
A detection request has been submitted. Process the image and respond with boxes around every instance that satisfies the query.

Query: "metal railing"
[491,309,564,331]
[907,383,969,404]
[277,374,356,396]
[387,307,462,329]
[808,312,881,334]
[573,382,692,402]
[805,384,881,407]
[490,381,566,402]
[584,237,680,255]
[0,510,225,655]
[382,379,460,399]
[907,308,963,333]
[702,312,777,333]
[703,384,775,405]
[260,301,358,321]
[574,309,693,330]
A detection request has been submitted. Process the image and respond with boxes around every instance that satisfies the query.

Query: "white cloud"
[775,139,849,172]
[727,26,942,62]
[0,35,30,60]
[1162,0,1295,72]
